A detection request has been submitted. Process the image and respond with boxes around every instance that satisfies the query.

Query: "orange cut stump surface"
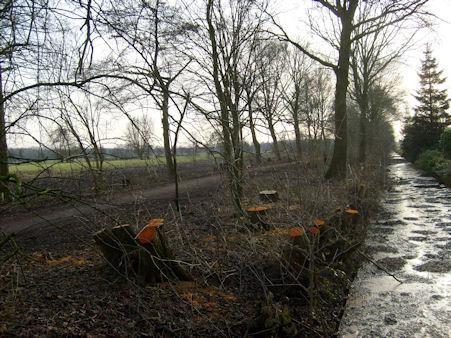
[289,227,305,237]
[137,218,164,245]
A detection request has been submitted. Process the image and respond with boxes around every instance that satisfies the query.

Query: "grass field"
[10,153,211,176]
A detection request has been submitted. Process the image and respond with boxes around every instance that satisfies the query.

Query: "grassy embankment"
[414,150,451,186]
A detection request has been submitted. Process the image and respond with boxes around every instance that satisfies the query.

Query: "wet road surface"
[339,155,451,337]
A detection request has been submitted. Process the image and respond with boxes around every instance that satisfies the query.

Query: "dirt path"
[0,174,221,235]
[0,161,293,235]
[339,155,451,337]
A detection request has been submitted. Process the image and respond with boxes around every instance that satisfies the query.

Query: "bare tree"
[350,9,416,164]
[125,115,154,160]
[0,61,10,201]
[48,125,76,160]
[98,0,193,176]
[241,36,265,163]
[272,0,429,179]
[0,0,68,200]
[281,48,311,160]
[190,0,267,211]
[48,88,108,191]
[255,40,287,161]
[0,0,120,201]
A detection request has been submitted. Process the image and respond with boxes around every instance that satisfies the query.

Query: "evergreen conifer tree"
[402,45,450,161]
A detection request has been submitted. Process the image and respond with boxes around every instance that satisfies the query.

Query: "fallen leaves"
[32,253,88,267]
[246,206,271,212]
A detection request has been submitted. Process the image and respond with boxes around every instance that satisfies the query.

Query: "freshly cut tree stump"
[93,220,192,283]
[135,219,192,283]
[245,206,272,230]
[259,190,279,202]
[93,224,137,269]
[284,227,310,273]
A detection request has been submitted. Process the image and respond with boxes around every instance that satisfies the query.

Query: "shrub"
[415,149,446,174]
[441,127,451,159]
[401,119,442,162]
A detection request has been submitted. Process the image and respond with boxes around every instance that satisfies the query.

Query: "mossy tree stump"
[94,219,192,283]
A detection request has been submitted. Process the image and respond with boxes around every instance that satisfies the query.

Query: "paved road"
[339,155,451,337]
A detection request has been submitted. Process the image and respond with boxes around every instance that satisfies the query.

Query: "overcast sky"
[392,0,451,137]
[268,0,451,140]
[9,0,451,148]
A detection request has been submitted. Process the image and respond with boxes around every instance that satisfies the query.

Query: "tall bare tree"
[351,7,416,164]
[98,0,193,176]
[272,0,428,178]
[255,40,287,161]
[184,0,268,211]
[281,49,310,160]
[0,0,118,201]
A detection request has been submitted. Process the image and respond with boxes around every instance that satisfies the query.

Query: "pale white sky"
[9,0,451,148]
[270,0,451,141]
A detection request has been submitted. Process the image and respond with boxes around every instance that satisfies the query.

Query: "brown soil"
[0,160,385,337]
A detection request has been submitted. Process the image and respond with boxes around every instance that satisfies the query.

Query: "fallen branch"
[357,249,403,284]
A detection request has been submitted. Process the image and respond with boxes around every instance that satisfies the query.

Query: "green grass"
[10,153,211,176]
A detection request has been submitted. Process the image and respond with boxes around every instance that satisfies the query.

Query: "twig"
[330,222,403,283]
[357,249,403,283]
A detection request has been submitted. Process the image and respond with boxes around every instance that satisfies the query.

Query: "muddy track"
[339,154,451,337]
[0,162,293,235]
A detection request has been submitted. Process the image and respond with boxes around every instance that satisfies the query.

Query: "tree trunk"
[353,65,369,165]
[358,105,368,164]
[206,0,243,213]
[268,119,281,161]
[325,11,355,179]
[293,116,302,160]
[231,107,243,206]
[248,106,261,163]
[0,65,11,202]
[161,89,175,176]
[321,125,328,164]
[292,87,302,160]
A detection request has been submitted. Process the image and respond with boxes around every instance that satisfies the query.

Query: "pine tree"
[414,45,450,125]
[402,45,450,161]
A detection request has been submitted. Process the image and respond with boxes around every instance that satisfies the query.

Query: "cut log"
[93,220,192,283]
[136,219,192,283]
[259,190,279,202]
